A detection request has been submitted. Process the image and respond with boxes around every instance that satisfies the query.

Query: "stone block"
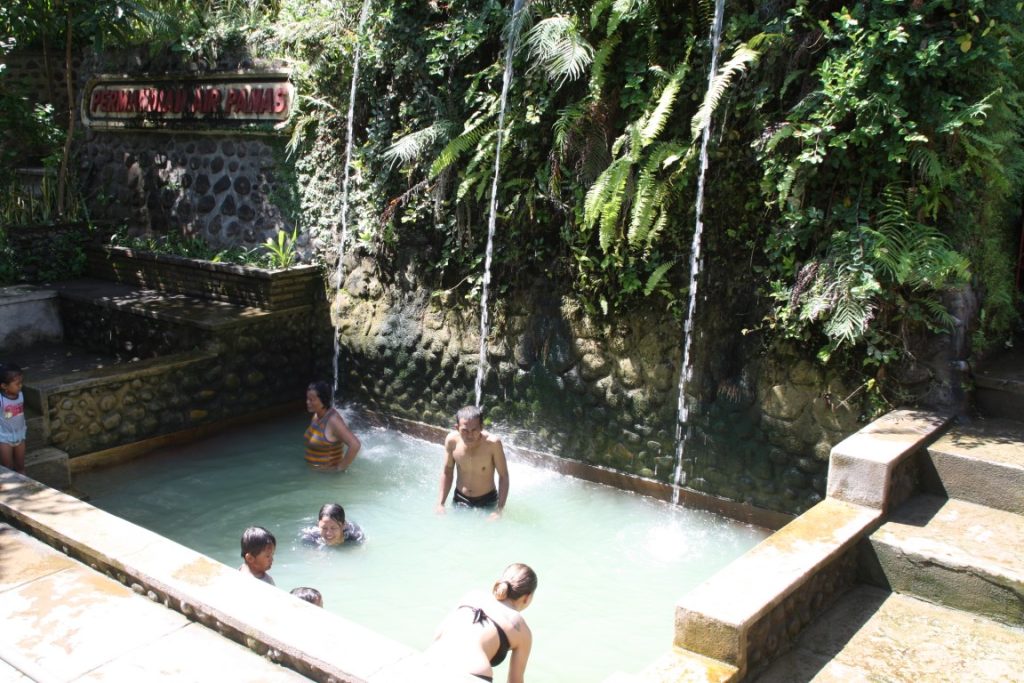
[869,495,1024,626]
[0,285,63,351]
[826,409,951,510]
[25,447,71,490]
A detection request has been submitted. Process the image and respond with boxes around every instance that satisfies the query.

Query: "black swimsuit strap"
[457,605,511,667]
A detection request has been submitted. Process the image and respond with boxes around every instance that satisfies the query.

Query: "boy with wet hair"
[436,404,509,518]
[239,526,276,585]
[290,587,323,607]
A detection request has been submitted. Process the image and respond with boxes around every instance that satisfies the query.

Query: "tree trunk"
[56,4,74,219]
[41,31,55,111]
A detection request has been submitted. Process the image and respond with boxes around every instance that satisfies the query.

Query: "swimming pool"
[75,411,768,682]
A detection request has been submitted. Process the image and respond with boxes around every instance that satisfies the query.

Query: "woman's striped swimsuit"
[304,409,344,467]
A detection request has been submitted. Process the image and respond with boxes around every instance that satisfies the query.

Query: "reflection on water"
[76,412,768,682]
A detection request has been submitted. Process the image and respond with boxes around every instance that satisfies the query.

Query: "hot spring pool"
[75,411,768,682]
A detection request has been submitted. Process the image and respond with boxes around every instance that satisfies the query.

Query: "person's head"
[317,503,347,546]
[455,405,484,444]
[290,586,323,607]
[306,381,333,414]
[492,563,537,610]
[240,526,276,575]
[0,363,23,397]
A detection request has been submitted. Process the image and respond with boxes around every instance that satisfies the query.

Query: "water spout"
[474,0,527,407]
[672,0,725,504]
[332,0,374,403]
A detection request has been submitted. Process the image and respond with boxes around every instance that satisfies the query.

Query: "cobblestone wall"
[334,257,864,515]
[49,299,328,455]
[79,132,296,249]
[46,353,221,454]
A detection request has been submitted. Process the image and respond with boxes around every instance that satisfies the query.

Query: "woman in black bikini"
[428,563,537,682]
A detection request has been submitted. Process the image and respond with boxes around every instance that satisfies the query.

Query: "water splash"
[332,0,373,403]
[671,0,726,504]
[474,0,527,407]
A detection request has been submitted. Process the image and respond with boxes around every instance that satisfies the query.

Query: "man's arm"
[436,436,457,513]
[492,439,510,515]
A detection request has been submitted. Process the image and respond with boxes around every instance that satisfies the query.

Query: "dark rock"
[197,195,216,214]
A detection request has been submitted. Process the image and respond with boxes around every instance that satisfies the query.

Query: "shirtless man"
[436,405,509,518]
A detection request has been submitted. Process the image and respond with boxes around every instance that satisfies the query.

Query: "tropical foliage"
[3,0,1023,408]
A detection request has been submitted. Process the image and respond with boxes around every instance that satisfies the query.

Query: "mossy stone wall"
[335,257,863,514]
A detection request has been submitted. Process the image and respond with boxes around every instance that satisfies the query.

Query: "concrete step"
[25,411,47,451]
[25,447,70,490]
[922,418,1024,514]
[974,348,1024,421]
[866,495,1024,625]
[753,585,1024,682]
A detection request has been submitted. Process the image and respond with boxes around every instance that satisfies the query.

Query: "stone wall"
[49,296,329,455]
[43,352,222,455]
[335,256,863,515]
[64,48,300,251]
[79,131,296,250]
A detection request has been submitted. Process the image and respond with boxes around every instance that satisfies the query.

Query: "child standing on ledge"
[239,526,277,586]
[0,363,27,474]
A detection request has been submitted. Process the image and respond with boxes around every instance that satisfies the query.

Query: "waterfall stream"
[332,0,374,401]
[672,0,726,503]
[473,0,527,407]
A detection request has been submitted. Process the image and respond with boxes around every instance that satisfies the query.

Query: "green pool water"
[75,411,768,682]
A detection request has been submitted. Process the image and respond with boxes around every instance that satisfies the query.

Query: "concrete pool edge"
[0,469,480,683]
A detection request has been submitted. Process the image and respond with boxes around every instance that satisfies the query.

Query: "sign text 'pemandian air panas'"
[82,74,294,133]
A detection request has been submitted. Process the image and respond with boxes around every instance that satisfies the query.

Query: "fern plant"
[779,183,970,353]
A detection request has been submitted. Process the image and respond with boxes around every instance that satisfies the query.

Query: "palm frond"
[937,90,998,133]
[639,58,690,146]
[909,145,945,187]
[428,122,494,179]
[823,285,873,344]
[502,0,534,48]
[584,157,628,227]
[383,121,453,169]
[598,160,631,252]
[553,102,587,153]
[607,0,646,35]
[524,15,594,86]
[643,260,674,296]
[589,34,621,96]
[627,166,666,248]
[589,0,614,30]
[691,45,760,140]
[456,129,499,203]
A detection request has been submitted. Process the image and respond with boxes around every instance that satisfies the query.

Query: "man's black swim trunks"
[453,489,499,508]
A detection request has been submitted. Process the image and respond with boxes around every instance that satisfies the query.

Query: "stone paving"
[754,585,1024,682]
[0,523,309,683]
[0,469,478,683]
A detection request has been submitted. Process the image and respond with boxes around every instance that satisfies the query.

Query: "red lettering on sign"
[274,86,288,114]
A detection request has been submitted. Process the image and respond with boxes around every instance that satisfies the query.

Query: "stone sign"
[82,72,294,133]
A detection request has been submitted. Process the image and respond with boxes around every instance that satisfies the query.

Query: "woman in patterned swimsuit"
[304,381,361,471]
[427,563,537,683]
